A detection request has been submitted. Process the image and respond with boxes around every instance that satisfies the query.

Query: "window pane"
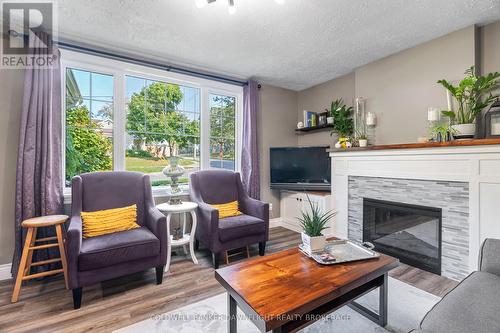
[67,68,90,99]
[210,137,235,170]
[65,69,114,186]
[209,94,236,171]
[126,76,146,101]
[125,76,201,186]
[92,72,114,102]
[91,100,113,123]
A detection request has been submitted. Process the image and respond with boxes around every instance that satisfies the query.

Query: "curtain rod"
[56,41,248,87]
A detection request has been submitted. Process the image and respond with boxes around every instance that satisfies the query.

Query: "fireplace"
[363,198,442,275]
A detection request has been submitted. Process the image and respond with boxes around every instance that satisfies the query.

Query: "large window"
[62,51,242,192]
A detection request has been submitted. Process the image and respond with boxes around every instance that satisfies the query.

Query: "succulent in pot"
[358,134,368,147]
[298,195,337,253]
[438,66,500,138]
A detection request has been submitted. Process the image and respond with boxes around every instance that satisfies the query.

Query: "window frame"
[61,50,244,199]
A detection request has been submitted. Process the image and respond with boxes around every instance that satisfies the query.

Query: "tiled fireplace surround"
[348,176,470,281]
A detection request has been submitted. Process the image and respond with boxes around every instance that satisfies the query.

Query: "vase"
[359,139,368,147]
[327,117,334,124]
[301,233,326,253]
[452,124,475,139]
[162,156,185,204]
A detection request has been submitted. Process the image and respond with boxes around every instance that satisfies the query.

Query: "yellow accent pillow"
[211,201,242,219]
[81,204,140,238]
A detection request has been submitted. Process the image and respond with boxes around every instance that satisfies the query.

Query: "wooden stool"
[11,215,69,303]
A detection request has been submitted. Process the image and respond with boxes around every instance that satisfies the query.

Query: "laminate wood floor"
[0,227,457,333]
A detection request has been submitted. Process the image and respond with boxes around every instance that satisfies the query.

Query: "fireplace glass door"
[363,198,442,275]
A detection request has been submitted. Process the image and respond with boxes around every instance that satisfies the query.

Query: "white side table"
[156,201,198,272]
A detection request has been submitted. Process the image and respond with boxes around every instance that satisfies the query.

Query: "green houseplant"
[325,99,343,124]
[355,129,368,147]
[298,195,337,253]
[430,123,457,142]
[438,66,500,138]
[329,99,354,148]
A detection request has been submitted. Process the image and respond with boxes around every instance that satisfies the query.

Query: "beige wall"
[355,26,475,144]
[258,85,298,217]
[0,67,24,265]
[297,73,355,147]
[295,27,479,146]
[481,20,500,76]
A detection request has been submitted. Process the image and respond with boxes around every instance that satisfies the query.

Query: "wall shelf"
[295,124,333,133]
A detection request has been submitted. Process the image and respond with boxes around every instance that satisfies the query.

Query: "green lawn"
[125,156,198,173]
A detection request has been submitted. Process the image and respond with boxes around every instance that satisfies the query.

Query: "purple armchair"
[189,170,269,268]
[67,172,167,309]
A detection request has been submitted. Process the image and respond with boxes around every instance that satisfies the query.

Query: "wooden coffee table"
[215,247,399,333]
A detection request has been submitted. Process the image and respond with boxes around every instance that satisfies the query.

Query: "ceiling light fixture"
[196,0,283,14]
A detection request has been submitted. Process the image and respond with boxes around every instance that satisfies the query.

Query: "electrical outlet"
[269,203,273,211]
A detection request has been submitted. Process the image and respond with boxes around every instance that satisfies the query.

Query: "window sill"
[63,185,190,205]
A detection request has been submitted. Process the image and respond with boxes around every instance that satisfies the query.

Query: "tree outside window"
[125,78,201,186]
[65,68,113,185]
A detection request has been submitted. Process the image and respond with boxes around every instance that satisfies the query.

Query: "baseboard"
[0,263,12,281]
[269,217,282,228]
[281,221,302,234]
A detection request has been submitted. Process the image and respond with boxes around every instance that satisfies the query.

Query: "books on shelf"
[303,110,318,128]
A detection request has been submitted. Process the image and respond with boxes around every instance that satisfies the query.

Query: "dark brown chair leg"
[155,266,164,285]
[259,242,266,256]
[72,288,82,309]
[212,252,220,269]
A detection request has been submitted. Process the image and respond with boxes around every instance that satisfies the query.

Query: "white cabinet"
[280,191,334,236]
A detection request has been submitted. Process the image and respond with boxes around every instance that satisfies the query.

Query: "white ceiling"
[57,0,500,91]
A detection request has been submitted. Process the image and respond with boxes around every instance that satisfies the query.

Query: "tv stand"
[279,190,334,236]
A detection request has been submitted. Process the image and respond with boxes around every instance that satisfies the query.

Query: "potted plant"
[438,67,500,138]
[358,134,368,147]
[354,128,368,147]
[298,196,337,253]
[325,99,342,124]
[430,123,457,142]
[329,99,354,148]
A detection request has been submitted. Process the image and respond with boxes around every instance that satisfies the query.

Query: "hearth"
[363,198,442,275]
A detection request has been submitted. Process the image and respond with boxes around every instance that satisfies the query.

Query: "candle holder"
[427,107,440,141]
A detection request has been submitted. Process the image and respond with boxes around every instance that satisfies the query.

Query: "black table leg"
[228,293,237,333]
[349,273,388,327]
[379,273,388,327]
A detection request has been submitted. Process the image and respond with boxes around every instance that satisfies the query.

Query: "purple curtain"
[12,33,63,276]
[241,80,260,199]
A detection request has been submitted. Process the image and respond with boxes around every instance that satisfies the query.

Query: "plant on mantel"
[329,99,354,148]
[298,195,337,253]
[430,123,458,142]
[438,66,500,138]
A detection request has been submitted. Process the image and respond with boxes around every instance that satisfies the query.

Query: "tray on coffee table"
[299,239,379,265]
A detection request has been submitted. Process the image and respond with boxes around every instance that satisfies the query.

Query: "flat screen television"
[270,146,331,191]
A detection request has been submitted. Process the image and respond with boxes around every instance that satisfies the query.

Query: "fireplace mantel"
[327,138,500,153]
[329,143,500,275]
